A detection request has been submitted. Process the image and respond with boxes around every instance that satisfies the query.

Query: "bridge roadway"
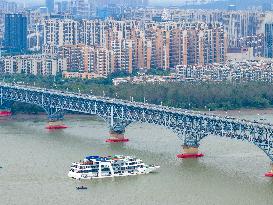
[1,82,273,176]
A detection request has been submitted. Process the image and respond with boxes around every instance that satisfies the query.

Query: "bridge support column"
[177,138,204,159]
[265,163,273,177]
[177,145,204,159]
[45,110,68,130]
[106,130,129,143]
[105,121,129,143]
[0,101,12,117]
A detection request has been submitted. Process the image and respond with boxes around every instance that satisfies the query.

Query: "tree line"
[1,74,273,113]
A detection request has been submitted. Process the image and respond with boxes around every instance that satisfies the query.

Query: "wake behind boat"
[68,155,160,180]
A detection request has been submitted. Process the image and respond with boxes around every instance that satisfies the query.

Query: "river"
[0,111,273,205]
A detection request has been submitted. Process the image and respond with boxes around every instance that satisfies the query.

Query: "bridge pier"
[265,163,273,177]
[0,100,12,117]
[177,145,204,159]
[45,110,68,130]
[177,137,204,159]
[105,121,130,143]
[106,130,129,143]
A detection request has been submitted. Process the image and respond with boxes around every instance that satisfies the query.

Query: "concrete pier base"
[105,131,129,143]
[45,121,68,130]
[265,164,273,177]
[0,110,12,117]
[177,145,204,158]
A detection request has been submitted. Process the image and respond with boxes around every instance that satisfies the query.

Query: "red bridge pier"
[105,118,129,143]
[265,164,273,177]
[45,120,68,130]
[105,130,129,143]
[177,145,204,159]
[45,112,67,130]
[0,109,12,117]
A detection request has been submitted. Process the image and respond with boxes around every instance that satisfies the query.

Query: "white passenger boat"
[68,155,160,179]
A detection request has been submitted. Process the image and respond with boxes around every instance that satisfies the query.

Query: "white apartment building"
[43,18,79,54]
[2,55,67,76]
[90,47,114,77]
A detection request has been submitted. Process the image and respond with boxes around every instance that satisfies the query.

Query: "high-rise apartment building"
[46,0,55,13]
[153,28,170,69]
[58,44,92,72]
[43,18,79,54]
[265,23,273,58]
[0,0,18,13]
[4,14,27,53]
[170,23,226,67]
[111,38,134,73]
[131,29,152,69]
[56,1,69,13]
[91,47,114,76]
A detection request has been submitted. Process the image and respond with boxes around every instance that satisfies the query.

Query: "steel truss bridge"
[1,82,273,161]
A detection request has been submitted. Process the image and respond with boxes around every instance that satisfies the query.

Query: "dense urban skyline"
[0,0,272,79]
[8,0,273,8]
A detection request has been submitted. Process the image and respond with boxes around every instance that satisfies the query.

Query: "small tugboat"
[76,186,88,190]
[68,155,160,180]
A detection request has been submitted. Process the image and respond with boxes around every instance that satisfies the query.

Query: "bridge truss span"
[1,82,273,163]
